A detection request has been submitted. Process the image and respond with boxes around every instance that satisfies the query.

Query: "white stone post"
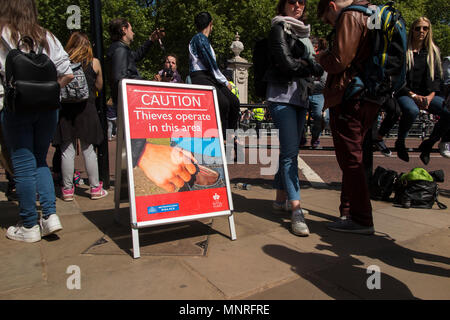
[227,32,252,104]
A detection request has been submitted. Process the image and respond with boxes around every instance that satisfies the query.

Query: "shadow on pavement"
[262,244,419,299]
[261,209,450,299]
[81,208,230,257]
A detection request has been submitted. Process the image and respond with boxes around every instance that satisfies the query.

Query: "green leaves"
[35,0,449,102]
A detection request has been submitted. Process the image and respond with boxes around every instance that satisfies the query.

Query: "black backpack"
[1,36,60,113]
[370,166,399,201]
[341,2,407,105]
[253,37,270,100]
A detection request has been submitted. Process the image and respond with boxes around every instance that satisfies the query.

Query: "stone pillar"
[227,32,252,104]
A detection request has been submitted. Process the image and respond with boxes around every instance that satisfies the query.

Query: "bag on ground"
[394,168,447,209]
[370,166,398,201]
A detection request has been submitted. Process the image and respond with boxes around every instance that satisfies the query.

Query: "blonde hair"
[65,31,94,67]
[406,17,442,81]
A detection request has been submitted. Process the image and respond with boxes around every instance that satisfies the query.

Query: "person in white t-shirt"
[0,0,74,243]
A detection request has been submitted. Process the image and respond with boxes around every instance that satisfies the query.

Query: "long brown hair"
[65,31,94,67]
[0,0,50,52]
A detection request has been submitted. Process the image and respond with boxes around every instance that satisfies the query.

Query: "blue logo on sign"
[147,203,179,214]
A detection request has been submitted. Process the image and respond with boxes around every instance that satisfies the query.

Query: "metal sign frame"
[114,79,236,258]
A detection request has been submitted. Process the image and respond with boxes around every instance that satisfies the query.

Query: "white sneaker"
[438,142,450,158]
[291,209,310,236]
[6,224,41,243]
[40,214,63,237]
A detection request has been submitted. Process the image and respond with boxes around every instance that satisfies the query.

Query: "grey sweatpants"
[61,140,99,189]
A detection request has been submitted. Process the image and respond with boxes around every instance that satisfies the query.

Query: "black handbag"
[394,179,447,210]
[370,166,398,201]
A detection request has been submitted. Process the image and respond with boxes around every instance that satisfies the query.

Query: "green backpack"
[400,168,434,183]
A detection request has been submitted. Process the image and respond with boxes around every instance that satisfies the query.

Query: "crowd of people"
[0,0,448,243]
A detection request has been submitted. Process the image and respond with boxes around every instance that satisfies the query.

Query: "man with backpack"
[316,0,381,235]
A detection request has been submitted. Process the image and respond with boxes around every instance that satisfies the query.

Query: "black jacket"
[398,48,442,97]
[106,40,154,105]
[264,22,322,84]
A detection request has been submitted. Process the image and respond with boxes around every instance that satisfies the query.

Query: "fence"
[237,103,439,152]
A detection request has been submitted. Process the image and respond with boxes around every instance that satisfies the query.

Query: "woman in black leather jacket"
[266,0,323,237]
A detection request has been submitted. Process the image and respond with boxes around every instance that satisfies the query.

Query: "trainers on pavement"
[327,218,374,235]
[291,209,310,236]
[6,224,41,243]
[90,181,108,200]
[373,139,392,157]
[40,214,63,237]
[438,142,450,158]
[62,186,74,201]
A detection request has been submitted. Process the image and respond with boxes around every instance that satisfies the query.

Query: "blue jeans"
[1,109,58,228]
[269,103,307,201]
[309,94,329,141]
[397,95,448,141]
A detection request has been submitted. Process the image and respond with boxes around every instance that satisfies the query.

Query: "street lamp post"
[90,0,110,189]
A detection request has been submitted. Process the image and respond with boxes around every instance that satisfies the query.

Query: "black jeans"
[190,71,240,139]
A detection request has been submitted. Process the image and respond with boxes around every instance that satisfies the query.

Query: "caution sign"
[115,80,236,258]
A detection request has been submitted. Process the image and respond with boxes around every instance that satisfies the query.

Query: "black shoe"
[327,218,374,235]
[418,139,434,165]
[395,139,409,162]
[373,139,392,157]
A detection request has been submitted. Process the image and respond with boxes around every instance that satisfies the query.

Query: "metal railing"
[237,103,439,152]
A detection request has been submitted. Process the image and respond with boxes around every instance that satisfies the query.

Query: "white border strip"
[298,155,326,188]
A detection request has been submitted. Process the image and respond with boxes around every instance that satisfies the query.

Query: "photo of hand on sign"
[137,143,197,193]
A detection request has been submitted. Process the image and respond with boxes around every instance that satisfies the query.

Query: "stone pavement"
[0,176,449,300]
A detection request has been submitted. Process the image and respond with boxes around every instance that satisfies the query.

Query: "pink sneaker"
[90,182,108,200]
[61,186,74,201]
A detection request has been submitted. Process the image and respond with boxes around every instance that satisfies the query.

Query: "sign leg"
[228,214,237,240]
[114,120,124,224]
[132,228,141,259]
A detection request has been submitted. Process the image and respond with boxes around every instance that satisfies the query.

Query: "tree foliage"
[36,0,449,101]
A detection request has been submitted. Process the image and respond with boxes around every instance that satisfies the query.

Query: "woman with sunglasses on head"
[265,0,323,237]
[393,17,449,164]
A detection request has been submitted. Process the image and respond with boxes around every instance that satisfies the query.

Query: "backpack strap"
[436,200,447,210]
[342,4,374,16]
[0,36,12,52]
[434,186,448,209]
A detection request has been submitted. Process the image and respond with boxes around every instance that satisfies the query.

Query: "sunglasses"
[414,26,429,32]
[287,0,306,5]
